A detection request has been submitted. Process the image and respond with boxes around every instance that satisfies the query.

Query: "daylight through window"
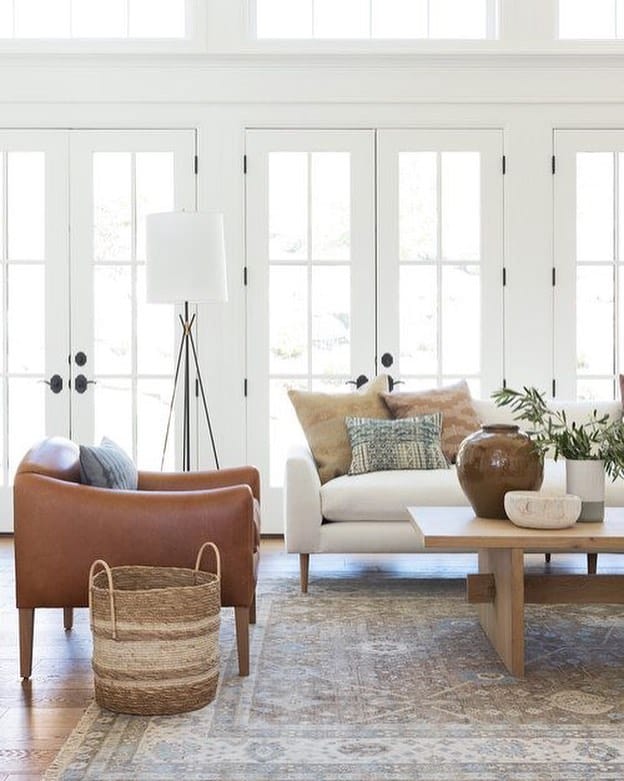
[255,0,497,40]
[559,0,624,39]
[0,0,187,39]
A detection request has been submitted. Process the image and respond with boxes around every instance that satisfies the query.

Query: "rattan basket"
[89,542,221,715]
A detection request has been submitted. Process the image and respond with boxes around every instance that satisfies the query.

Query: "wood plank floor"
[1,534,622,778]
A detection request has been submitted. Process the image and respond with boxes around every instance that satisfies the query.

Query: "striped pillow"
[345,414,449,475]
[79,437,138,490]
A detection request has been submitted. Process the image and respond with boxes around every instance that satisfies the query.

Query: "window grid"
[258,0,497,40]
[0,0,188,40]
[576,151,620,401]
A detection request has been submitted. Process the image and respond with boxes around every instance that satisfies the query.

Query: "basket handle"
[88,559,117,640]
[194,542,221,581]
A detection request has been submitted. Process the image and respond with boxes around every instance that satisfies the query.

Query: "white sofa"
[284,398,624,591]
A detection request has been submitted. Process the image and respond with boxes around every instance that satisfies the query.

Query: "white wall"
[2,19,624,467]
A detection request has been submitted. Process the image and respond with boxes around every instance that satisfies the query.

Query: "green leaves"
[491,386,624,481]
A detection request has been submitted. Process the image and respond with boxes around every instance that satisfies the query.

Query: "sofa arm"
[284,444,322,553]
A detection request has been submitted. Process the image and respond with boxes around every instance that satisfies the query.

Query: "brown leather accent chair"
[14,437,260,679]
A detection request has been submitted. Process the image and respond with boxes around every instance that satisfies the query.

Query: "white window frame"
[250,0,499,42]
[0,0,206,53]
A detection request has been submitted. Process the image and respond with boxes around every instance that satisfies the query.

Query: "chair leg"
[234,606,250,677]
[249,591,256,625]
[19,608,35,680]
[587,553,598,574]
[63,607,74,631]
[545,553,551,564]
[300,553,310,594]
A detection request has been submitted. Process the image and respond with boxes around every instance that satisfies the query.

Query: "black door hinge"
[243,266,248,286]
[195,378,199,397]
[194,155,198,175]
[552,379,557,397]
[552,155,556,175]
[552,267,556,286]
[502,378,507,389]
[243,155,247,174]
[244,378,248,397]
[503,267,507,287]
[502,155,506,175]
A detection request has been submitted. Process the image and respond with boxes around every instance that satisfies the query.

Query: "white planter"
[565,459,605,522]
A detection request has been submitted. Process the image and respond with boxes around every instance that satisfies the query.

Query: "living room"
[2,0,624,778]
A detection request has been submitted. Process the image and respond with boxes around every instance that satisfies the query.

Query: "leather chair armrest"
[14,474,256,609]
[138,466,260,502]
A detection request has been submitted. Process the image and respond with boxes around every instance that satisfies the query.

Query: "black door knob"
[346,374,369,389]
[381,352,394,368]
[43,374,63,394]
[74,374,96,394]
[75,351,87,367]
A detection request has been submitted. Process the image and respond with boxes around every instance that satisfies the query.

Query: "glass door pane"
[246,129,376,531]
[0,131,69,531]
[377,129,504,399]
[69,130,196,471]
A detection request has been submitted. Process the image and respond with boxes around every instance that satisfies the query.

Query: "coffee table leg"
[478,548,525,677]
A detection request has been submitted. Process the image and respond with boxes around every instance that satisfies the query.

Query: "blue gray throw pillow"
[346,414,449,475]
[79,437,138,490]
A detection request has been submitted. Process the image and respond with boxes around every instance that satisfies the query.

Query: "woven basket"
[89,542,221,715]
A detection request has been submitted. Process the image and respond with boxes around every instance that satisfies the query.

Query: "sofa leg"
[19,608,35,680]
[249,592,256,625]
[234,606,250,677]
[63,607,74,631]
[300,553,309,594]
[545,553,551,564]
[587,553,598,575]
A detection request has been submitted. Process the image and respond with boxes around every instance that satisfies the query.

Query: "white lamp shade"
[145,211,228,304]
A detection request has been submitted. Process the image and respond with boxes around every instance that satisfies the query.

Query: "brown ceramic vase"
[456,424,543,520]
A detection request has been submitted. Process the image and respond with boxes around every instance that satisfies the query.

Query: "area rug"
[45,576,624,780]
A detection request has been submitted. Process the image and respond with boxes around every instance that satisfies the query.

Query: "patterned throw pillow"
[79,437,138,490]
[288,375,391,484]
[345,414,449,475]
[382,380,481,464]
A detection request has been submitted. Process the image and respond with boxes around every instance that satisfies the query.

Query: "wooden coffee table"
[408,506,624,677]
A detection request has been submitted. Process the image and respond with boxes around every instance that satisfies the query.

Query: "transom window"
[559,0,624,39]
[255,0,497,40]
[0,0,187,39]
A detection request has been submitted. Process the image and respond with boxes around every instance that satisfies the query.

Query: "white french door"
[246,130,376,530]
[245,128,505,533]
[554,130,624,400]
[0,129,196,532]
[69,131,196,466]
[377,130,504,397]
[0,132,69,527]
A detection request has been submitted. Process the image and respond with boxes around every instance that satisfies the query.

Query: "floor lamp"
[145,211,228,471]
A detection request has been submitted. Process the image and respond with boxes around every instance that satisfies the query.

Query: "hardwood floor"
[1,534,622,778]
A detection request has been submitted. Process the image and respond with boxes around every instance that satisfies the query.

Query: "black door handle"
[74,374,96,394]
[346,374,369,389]
[42,374,63,394]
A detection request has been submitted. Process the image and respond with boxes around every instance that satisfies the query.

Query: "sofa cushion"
[288,374,390,484]
[346,414,448,475]
[383,380,481,463]
[321,467,468,521]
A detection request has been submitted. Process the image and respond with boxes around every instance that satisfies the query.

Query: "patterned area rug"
[45,577,624,780]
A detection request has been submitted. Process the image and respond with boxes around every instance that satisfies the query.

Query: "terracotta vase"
[456,424,543,520]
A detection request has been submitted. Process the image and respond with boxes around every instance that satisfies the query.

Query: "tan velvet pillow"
[288,375,391,484]
[382,380,481,463]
